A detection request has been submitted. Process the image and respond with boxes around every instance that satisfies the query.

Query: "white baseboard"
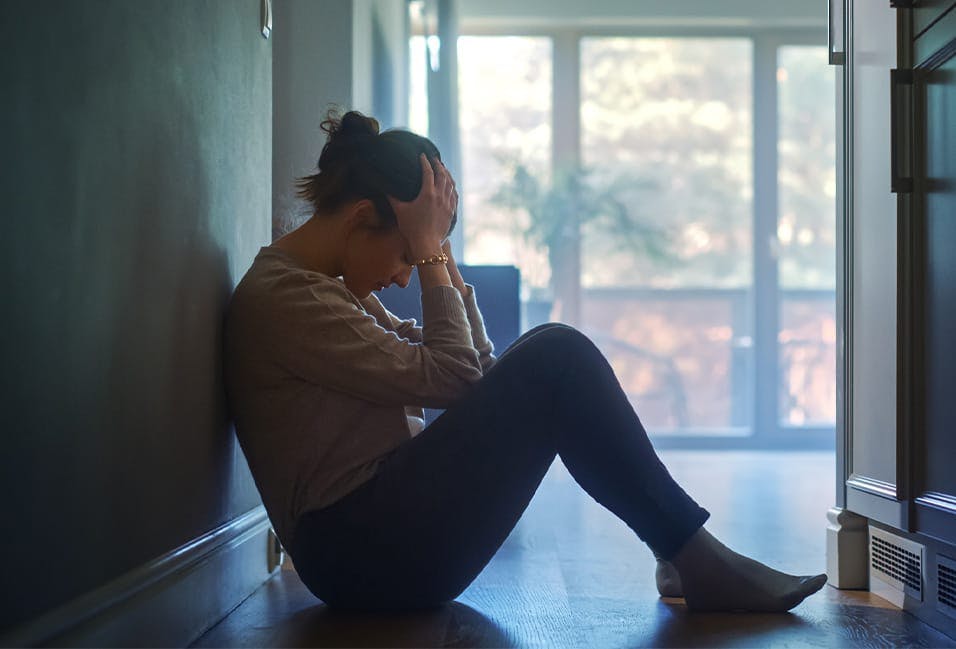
[826,506,869,589]
[1,507,274,647]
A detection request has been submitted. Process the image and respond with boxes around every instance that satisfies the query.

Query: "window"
[777,46,836,427]
[413,27,835,447]
[458,36,553,291]
[581,37,753,433]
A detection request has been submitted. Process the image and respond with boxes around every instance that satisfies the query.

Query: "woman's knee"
[478,325,605,411]
[504,323,592,357]
[523,322,575,338]
[513,324,598,362]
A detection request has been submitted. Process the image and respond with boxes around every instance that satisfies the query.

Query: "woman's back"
[224,245,418,548]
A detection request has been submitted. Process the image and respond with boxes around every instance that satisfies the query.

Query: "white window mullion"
[753,34,782,440]
[552,31,581,170]
[551,31,582,324]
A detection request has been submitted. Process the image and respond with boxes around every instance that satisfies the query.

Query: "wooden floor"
[192,451,956,648]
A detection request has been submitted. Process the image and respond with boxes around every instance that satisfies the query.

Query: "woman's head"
[297,110,457,234]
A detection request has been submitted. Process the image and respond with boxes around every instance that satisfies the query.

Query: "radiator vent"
[870,527,923,601]
[939,555,956,619]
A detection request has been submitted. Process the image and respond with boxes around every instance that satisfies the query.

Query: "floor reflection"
[641,599,813,648]
[276,600,515,648]
[194,452,956,648]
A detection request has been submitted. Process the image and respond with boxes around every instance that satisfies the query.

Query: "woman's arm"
[274,278,482,409]
[392,154,456,294]
[442,240,469,296]
[381,308,423,343]
[443,241,496,372]
[385,155,495,370]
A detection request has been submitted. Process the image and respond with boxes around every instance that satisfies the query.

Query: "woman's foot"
[655,558,683,597]
[670,528,828,613]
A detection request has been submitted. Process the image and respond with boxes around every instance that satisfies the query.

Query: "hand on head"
[387,154,458,258]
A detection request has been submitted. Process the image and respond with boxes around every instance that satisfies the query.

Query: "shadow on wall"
[69,78,251,568]
[94,96,258,551]
[107,110,241,522]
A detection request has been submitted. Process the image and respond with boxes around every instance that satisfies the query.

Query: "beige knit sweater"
[224,246,495,548]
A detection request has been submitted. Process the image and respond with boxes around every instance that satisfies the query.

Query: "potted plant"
[492,161,671,326]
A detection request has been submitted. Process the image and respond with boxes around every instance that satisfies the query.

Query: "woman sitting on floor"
[224,110,827,612]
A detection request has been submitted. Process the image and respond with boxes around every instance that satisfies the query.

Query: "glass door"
[777,46,837,433]
[579,37,755,437]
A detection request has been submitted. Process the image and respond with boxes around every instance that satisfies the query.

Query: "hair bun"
[321,109,380,142]
[316,109,381,172]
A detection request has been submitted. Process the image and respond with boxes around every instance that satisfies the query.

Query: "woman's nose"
[393,265,413,288]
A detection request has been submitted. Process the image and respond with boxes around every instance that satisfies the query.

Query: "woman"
[224,110,827,613]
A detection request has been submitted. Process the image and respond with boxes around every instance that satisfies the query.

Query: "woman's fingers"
[432,159,450,197]
[390,154,457,247]
[419,153,434,187]
[434,159,457,206]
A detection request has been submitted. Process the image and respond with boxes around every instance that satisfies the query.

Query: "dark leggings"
[290,325,710,610]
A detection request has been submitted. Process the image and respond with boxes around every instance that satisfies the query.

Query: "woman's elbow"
[424,363,483,408]
[446,362,484,393]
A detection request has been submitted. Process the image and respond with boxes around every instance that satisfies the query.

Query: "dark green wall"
[0,0,270,629]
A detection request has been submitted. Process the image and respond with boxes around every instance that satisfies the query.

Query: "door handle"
[890,68,914,194]
[828,0,845,65]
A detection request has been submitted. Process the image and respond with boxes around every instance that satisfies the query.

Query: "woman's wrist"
[410,251,449,267]
[407,239,444,261]
[416,261,453,291]
[446,260,467,293]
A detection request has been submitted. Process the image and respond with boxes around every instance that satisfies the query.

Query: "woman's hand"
[388,154,458,259]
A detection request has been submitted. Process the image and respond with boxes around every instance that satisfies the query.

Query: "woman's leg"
[290,324,588,609]
[494,327,827,612]
[291,325,823,612]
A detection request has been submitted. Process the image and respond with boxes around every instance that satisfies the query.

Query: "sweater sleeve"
[274,280,482,409]
[370,284,497,372]
[383,310,423,343]
[461,284,496,372]
[365,286,495,372]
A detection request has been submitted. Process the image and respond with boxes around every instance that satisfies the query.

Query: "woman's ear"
[343,199,381,233]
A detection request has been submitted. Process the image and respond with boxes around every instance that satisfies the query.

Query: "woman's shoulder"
[241,247,354,300]
[228,247,364,329]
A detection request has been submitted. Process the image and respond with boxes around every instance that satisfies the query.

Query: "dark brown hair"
[296,109,457,233]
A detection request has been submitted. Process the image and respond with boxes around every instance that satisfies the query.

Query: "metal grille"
[939,556,956,619]
[871,533,922,596]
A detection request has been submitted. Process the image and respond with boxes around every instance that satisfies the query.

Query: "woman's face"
[342,226,415,299]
